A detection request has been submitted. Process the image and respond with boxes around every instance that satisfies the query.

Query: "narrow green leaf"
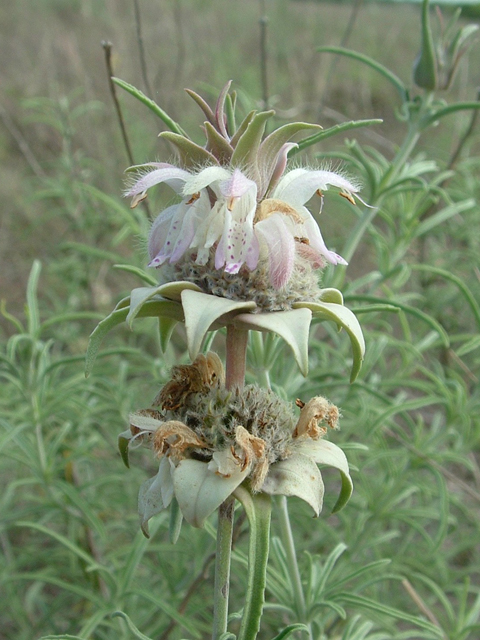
[112,77,186,135]
[346,294,449,348]
[38,635,88,640]
[159,131,218,168]
[337,593,445,636]
[415,198,475,237]
[225,92,236,135]
[111,611,154,640]
[26,260,42,336]
[112,264,158,286]
[317,47,408,102]
[411,264,480,332]
[271,624,310,640]
[425,101,480,126]
[294,119,383,154]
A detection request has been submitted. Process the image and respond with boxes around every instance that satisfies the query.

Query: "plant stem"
[226,325,249,391]
[276,496,313,640]
[212,496,235,640]
[235,485,272,640]
[212,325,249,639]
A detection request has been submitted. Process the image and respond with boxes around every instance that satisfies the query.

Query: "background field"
[1,1,480,639]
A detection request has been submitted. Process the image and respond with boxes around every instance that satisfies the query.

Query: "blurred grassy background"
[2,2,480,639]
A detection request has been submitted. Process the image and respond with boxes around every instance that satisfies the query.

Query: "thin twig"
[259,0,269,110]
[132,0,154,99]
[101,41,135,166]
[446,88,480,172]
[318,0,364,112]
[402,578,446,638]
[0,105,46,178]
[173,0,186,85]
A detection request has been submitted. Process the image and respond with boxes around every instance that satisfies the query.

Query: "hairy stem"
[235,485,272,640]
[212,496,235,640]
[212,325,249,639]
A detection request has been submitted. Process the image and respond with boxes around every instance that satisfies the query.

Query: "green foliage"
[2,1,480,639]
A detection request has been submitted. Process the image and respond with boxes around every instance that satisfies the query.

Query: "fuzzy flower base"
[120,353,352,532]
[160,249,323,312]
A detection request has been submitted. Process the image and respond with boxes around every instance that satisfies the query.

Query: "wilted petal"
[209,447,248,477]
[255,213,296,288]
[293,439,353,512]
[174,458,249,528]
[261,453,325,516]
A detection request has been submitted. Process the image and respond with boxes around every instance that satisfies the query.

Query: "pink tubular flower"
[126,162,359,289]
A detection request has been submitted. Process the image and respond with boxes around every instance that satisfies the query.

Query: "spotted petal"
[261,453,325,516]
[173,458,249,528]
[294,439,353,512]
[234,308,312,376]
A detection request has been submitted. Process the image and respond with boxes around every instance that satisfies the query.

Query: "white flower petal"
[148,204,178,264]
[182,166,231,195]
[255,213,296,288]
[126,166,191,198]
[173,458,249,528]
[275,169,359,207]
[219,168,257,198]
[261,453,325,516]
[234,308,312,376]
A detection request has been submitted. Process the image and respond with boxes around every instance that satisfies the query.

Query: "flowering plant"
[87,81,367,640]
